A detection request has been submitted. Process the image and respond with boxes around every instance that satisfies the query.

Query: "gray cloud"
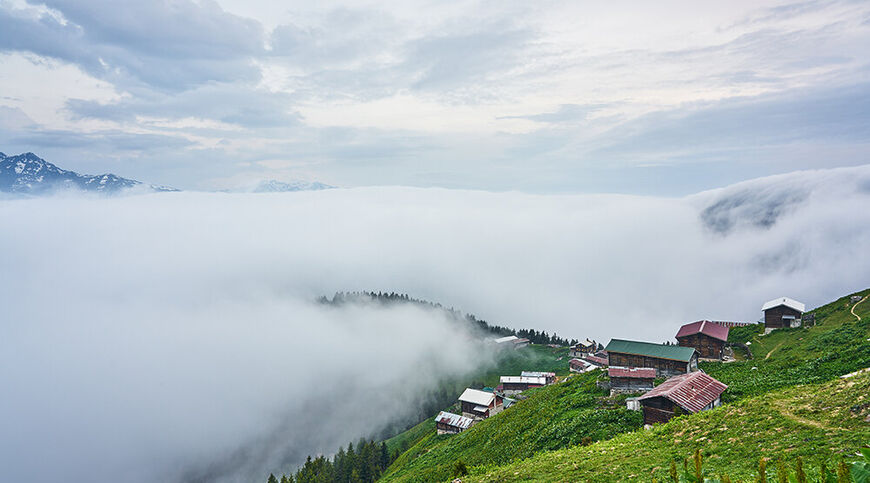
[0,0,264,90]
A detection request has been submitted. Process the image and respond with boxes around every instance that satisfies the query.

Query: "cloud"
[1,165,870,482]
[0,0,264,90]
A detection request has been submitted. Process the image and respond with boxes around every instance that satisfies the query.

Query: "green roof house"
[605,339,698,378]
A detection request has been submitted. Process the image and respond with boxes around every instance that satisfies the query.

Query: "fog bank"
[1,164,869,482]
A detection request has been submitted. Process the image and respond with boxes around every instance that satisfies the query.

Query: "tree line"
[319,291,579,347]
[266,439,390,483]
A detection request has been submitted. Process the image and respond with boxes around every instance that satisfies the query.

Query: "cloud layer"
[0,0,868,191]
[1,164,869,482]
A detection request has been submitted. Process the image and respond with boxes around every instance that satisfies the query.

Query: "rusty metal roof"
[608,367,656,379]
[675,320,730,342]
[585,355,608,366]
[436,411,474,430]
[638,371,727,413]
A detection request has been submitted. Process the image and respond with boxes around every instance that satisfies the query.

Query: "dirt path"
[765,341,785,360]
[770,399,833,430]
[851,294,869,321]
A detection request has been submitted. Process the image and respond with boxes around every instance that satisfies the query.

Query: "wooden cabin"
[608,367,656,394]
[435,411,474,434]
[584,353,609,367]
[605,339,698,378]
[521,371,556,384]
[638,371,727,426]
[458,388,504,420]
[569,358,597,373]
[569,339,596,357]
[675,320,729,360]
[494,335,531,349]
[762,297,805,330]
[499,376,547,395]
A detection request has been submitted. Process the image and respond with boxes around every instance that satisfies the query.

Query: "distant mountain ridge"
[253,179,335,192]
[0,152,178,194]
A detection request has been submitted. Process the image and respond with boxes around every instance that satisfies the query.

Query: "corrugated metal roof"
[521,371,555,378]
[585,355,608,365]
[761,297,805,313]
[638,371,727,413]
[472,405,489,413]
[605,339,697,362]
[494,335,519,344]
[458,388,495,406]
[675,320,729,342]
[608,367,656,379]
[500,376,547,385]
[436,411,474,429]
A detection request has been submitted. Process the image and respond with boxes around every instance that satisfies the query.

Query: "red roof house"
[638,371,727,425]
[608,367,656,394]
[675,320,730,360]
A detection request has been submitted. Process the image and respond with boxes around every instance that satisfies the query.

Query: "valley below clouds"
[1,165,869,482]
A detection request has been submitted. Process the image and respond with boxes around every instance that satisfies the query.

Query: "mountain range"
[252,179,335,192]
[0,152,178,195]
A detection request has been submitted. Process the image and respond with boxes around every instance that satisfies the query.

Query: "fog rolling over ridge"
[1,164,869,482]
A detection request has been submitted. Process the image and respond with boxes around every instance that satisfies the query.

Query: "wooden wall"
[764,305,802,328]
[677,333,725,359]
[608,352,692,378]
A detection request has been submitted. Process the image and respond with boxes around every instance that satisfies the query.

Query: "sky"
[1,164,869,482]
[0,0,869,192]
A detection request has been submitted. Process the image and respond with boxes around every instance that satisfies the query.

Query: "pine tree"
[267,474,278,483]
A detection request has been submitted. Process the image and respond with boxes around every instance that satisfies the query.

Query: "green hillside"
[381,288,870,482]
[463,370,870,482]
[380,370,640,482]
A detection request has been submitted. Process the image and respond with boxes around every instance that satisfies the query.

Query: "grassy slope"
[464,371,870,482]
[380,344,571,458]
[382,289,870,482]
[380,371,641,482]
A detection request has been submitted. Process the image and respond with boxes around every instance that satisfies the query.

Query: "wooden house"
[584,354,608,367]
[435,411,474,434]
[569,339,596,357]
[608,367,656,394]
[569,358,598,373]
[458,388,504,420]
[499,376,547,395]
[605,339,698,378]
[762,297,805,330]
[675,320,729,360]
[638,371,727,426]
[521,371,556,384]
[494,335,531,349]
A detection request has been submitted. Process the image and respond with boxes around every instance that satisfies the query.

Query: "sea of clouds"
[1,164,869,482]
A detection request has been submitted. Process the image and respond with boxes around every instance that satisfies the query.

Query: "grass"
[380,370,642,482]
[379,288,870,482]
[462,371,870,482]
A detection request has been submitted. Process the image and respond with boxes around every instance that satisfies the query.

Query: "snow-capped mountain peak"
[0,152,178,194]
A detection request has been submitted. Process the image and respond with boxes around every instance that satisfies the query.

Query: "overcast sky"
[1,0,868,192]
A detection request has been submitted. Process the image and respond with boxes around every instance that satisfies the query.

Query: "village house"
[435,411,474,434]
[499,376,547,395]
[637,371,727,426]
[458,388,504,420]
[584,353,609,367]
[521,371,556,384]
[569,339,596,357]
[675,320,730,360]
[608,367,656,395]
[762,297,805,331]
[605,339,698,378]
[493,335,531,349]
[569,358,598,373]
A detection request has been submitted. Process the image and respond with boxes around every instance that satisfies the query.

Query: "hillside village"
[277,290,870,482]
[434,295,818,434]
